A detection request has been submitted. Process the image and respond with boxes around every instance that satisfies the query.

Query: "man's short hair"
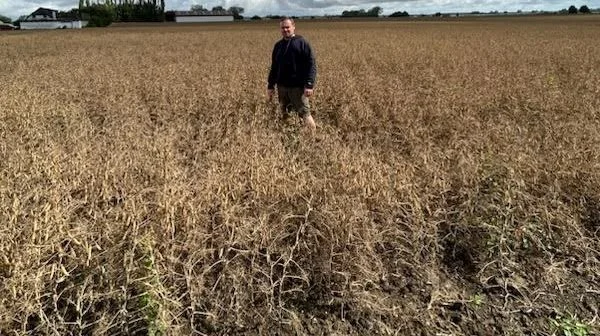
[280,16,294,24]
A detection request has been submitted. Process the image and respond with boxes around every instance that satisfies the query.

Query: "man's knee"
[294,94,310,117]
[298,101,310,118]
[298,107,311,119]
[280,105,292,120]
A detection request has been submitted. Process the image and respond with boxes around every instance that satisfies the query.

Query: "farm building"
[19,7,87,30]
[174,10,234,23]
[0,21,16,30]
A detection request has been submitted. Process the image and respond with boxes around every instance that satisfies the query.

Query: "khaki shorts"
[277,86,310,118]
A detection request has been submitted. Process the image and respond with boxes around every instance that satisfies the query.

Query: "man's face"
[280,19,295,38]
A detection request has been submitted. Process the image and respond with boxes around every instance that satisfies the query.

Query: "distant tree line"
[560,5,591,13]
[339,4,594,17]
[3,2,593,27]
[389,11,410,17]
[50,0,166,27]
[341,6,382,17]
[165,5,244,21]
[77,0,165,25]
[55,2,245,27]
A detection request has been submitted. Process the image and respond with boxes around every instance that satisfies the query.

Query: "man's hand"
[304,88,314,97]
[267,89,275,102]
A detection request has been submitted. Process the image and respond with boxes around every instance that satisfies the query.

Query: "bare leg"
[303,114,316,131]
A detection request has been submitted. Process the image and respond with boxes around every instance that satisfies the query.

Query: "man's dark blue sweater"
[268,35,316,90]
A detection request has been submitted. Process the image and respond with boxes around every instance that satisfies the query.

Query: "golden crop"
[1,16,599,335]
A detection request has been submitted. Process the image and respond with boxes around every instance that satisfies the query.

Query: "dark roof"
[31,7,58,16]
[23,7,58,22]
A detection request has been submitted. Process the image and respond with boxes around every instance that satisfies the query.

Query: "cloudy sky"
[1,0,598,20]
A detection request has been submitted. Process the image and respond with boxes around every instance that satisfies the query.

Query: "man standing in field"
[267,17,317,131]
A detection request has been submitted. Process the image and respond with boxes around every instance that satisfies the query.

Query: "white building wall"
[175,16,234,23]
[20,21,86,30]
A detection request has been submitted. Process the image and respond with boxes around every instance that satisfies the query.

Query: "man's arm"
[267,42,279,90]
[303,40,316,90]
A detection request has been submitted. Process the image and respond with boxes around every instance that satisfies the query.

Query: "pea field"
[1,16,599,335]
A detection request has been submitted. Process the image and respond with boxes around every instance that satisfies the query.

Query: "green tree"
[229,6,244,19]
[342,7,382,17]
[81,3,115,27]
[191,4,206,12]
[568,5,578,13]
[579,5,591,13]
[341,9,366,17]
[165,10,175,21]
[58,9,81,19]
[389,11,409,17]
[367,6,382,17]
[0,14,12,23]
